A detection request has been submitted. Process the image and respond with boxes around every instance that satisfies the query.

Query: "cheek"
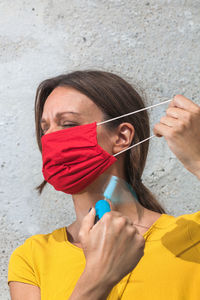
[96,127,114,155]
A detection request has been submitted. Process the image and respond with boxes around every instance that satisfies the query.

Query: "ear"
[112,122,135,155]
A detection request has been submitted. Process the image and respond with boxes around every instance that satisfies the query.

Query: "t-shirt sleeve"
[182,211,200,256]
[7,237,40,287]
[186,211,200,224]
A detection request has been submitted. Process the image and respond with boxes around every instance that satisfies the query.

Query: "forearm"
[68,269,114,300]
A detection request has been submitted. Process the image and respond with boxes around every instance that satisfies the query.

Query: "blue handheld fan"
[94,175,138,224]
[94,199,111,223]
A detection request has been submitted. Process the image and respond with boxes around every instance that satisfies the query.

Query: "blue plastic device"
[94,176,119,223]
[94,175,138,223]
[103,176,118,201]
[94,199,111,223]
[103,175,138,204]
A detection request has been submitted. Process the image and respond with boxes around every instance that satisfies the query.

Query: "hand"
[78,207,145,287]
[153,95,200,179]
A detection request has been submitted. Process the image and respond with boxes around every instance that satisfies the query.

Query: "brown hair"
[34,70,166,214]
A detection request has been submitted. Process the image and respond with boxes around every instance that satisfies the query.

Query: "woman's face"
[41,86,115,155]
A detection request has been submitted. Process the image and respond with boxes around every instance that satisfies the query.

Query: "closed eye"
[62,124,76,127]
[41,124,77,135]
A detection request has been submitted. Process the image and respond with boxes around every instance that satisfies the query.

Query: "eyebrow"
[40,111,81,124]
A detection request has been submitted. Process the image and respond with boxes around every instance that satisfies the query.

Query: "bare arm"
[8,273,112,300]
[8,281,41,300]
[68,268,114,300]
[69,208,145,299]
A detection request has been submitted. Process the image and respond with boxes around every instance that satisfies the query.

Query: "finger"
[166,107,190,120]
[106,210,123,217]
[153,123,163,137]
[97,210,123,225]
[172,94,199,113]
[168,97,176,108]
[122,216,134,226]
[160,116,181,127]
[133,225,140,234]
[153,122,173,138]
[113,215,136,232]
[100,211,133,226]
[106,198,114,211]
[81,207,96,234]
[131,224,139,234]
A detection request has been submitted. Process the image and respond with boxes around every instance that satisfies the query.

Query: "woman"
[7,70,200,300]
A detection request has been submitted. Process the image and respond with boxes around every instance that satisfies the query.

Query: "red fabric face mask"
[41,122,117,194]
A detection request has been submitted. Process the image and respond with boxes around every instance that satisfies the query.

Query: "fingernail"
[94,215,100,224]
[89,207,95,215]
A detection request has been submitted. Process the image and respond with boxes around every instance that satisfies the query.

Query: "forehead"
[42,86,101,117]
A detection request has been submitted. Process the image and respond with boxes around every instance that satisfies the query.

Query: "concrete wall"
[1,0,199,298]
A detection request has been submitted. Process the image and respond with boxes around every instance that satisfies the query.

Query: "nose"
[44,125,60,135]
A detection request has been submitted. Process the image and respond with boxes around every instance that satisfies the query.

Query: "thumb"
[80,207,96,234]
[153,124,163,137]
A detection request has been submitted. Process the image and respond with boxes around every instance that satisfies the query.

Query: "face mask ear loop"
[113,134,155,157]
[96,98,173,157]
[97,98,173,126]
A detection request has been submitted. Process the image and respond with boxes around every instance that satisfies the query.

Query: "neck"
[66,171,162,244]
[71,172,146,232]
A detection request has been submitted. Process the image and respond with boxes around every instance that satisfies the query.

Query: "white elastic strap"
[97,98,173,157]
[113,134,155,156]
[97,98,173,126]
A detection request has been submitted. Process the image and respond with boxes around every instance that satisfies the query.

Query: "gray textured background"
[1,0,200,298]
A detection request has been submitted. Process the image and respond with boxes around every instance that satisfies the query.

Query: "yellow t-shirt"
[7,211,200,300]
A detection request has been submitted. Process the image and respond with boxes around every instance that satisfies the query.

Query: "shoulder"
[9,227,65,259]
[150,211,200,245]
[171,211,200,237]
[161,211,200,235]
[175,211,200,246]
[159,211,200,258]
[176,210,200,223]
[27,226,65,248]
[157,211,200,227]
[8,227,65,287]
